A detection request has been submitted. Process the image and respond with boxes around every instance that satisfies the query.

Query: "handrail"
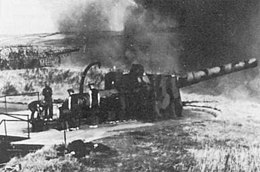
[0,92,37,138]
[0,113,29,122]
[0,92,40,98]
[0,101,27,105]
[0,92,39,113]
[0,113,30,138]
[0,119,4,125]
[1,113,28,116]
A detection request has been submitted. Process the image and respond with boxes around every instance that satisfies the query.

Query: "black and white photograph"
[0,0,260,171]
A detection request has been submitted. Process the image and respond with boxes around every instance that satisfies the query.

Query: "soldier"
[59,99,70,131]
[42,82,53,120]
[28,100,46,120]
[59,89,79,131]
[119,64,152,120]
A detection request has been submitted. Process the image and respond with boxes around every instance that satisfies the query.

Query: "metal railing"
[0,113,30,139]
[0,92,39,113]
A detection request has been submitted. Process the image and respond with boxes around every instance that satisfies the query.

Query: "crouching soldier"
[28,100,47,132]
[28,100,46,121]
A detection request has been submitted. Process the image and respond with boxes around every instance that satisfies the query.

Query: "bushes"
[2,82,18,95]
[1,82,34,95]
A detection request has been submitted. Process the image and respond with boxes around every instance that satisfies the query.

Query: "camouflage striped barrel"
[178,58,257,88]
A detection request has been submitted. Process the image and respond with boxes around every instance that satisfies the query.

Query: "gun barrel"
[178,58,258,88]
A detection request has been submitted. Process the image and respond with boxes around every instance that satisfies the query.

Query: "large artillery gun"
[29,58,258,131]
[66,58,257,124]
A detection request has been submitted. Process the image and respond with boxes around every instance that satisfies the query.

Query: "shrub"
[2,82,18,95]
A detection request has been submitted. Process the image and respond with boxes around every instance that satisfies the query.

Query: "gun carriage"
[29,58,257,131]
[68,58,258,123]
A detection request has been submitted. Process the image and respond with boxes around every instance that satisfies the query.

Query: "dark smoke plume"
[58,0,260,97]
[123,5,181,72]
[133,0,260,98]
[122,0,260,73]
[135,0,260,70]
[58,0,260,70]
[58,0,135,67]
[58,0,181,72]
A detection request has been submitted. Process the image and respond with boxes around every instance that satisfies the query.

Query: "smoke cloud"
[57,0,136,67]
[134,0,260,99]
[122,4,181,72]
[58,0,260,98]
[135,0,260,69]
[58,0,135,33]
[57,0,181,72]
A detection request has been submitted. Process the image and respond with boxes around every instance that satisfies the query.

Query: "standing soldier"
[59,89,79,131]
[42,82,53,120]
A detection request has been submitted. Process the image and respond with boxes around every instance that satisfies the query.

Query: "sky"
[0,0,70,35]
[0,0,136,35]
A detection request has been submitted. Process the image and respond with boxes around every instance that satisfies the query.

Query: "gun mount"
[65,58,257,124]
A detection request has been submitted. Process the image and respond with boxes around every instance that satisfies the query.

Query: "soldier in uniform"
[42,82,53,120]
[28,100,46,120]
[119,64,152,120]
[59,89,79,131]
[59,99,70,131]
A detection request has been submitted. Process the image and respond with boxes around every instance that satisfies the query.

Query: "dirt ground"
[11,121,154,146]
